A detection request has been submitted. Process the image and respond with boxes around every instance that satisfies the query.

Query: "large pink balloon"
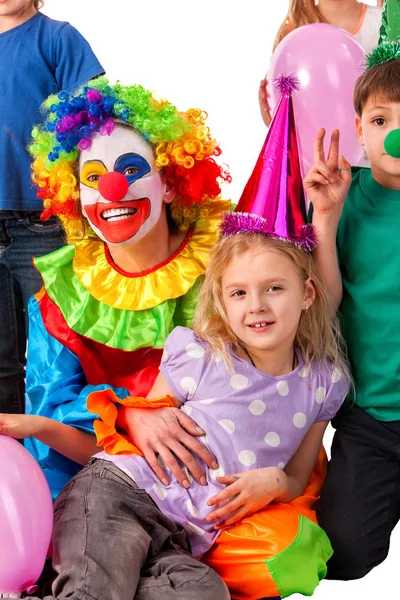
[0,436,53,595]
[268,23,366,171]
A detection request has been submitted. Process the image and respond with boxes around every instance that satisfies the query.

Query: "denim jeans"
[0,211,64,414]
[23,459,230,600]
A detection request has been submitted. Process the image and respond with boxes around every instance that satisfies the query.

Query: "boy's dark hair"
[354,59,400,116]
[34,0,44,9]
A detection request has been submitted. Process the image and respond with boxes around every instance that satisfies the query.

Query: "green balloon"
[384,129,400,158]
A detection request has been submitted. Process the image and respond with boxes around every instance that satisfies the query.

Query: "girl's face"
[222,248,315,360]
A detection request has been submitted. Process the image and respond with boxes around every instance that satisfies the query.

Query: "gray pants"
[26,460,230,600]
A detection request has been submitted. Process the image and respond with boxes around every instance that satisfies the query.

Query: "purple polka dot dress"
[97,327,348,557]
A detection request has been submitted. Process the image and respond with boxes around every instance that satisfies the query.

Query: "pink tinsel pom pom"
[274,74,300,97]
[220,212,268,236]
[296,224,317,252]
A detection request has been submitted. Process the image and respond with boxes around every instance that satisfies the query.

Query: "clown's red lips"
[85,198,151,243]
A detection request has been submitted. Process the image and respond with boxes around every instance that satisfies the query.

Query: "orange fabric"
[87,388,175,455]
[350,3,366,35]
[34,285,46,302]
[203,448,327,600]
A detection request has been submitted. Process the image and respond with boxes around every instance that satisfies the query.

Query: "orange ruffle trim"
[87,388,175,455]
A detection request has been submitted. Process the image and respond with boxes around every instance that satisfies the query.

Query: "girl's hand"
[303,128,351,216]
[0,413,45,439]
[206,467,286,528]
[259,77,272,127]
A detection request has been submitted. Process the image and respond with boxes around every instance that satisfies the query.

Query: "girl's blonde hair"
[274,0,324,50]
[193,233,350,380]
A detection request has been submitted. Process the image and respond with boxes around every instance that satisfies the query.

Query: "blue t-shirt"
[0,12,104,210]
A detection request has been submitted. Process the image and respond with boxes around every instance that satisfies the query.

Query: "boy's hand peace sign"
[303,129,352,215]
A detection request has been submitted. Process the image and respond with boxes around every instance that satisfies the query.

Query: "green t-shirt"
[337,167,400,421]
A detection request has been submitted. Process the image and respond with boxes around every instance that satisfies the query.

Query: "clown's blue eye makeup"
[114,153,151,185]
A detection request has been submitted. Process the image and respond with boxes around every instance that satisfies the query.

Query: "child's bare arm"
[304,128,352,309]
[206,421,328,527]
[276,421,328,502]
[0,413,98,465]
[146,372,182,406]
[312,213,343,309]
[259,77,272,127]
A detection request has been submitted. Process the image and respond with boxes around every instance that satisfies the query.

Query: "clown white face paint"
[79,124,170,245]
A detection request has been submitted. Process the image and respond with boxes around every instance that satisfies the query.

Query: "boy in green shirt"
[304,44,400,580]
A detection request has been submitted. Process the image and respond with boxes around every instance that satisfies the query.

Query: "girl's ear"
[303,278,316,310]
[164,183,176,205]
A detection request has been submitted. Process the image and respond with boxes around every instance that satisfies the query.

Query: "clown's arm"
[304,129,352,310]
[10,296,130,499]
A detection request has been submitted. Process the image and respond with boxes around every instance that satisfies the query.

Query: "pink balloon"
[0,436,53,595]
[268,23,366,171]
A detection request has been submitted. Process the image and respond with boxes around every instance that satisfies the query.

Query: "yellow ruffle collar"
[72,199,229,311]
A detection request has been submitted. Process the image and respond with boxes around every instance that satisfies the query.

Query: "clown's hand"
[206,467,286,529]
[119,405,218,488]
[0,413,45,439]
[303,128,351,216]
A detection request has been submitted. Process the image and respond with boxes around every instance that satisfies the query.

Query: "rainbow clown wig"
[29,77,230,240]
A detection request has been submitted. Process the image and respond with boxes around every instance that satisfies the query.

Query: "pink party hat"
[221,74,316,251]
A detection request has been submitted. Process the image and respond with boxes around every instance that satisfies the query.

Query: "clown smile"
[101,207,138,222]
[85,198,151,243]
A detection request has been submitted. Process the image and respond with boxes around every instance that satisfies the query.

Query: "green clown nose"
[384,129,400,158]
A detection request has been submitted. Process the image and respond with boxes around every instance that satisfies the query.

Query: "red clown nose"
[98,172,129,202]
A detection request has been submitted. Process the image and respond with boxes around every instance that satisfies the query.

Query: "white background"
[42,1,399,597]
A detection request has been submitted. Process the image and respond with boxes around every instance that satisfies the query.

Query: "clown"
[22,79,230,498]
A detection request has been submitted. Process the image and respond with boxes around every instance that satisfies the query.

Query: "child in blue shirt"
[0,0,104,416]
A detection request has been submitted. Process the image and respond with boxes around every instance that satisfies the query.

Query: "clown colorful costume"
[25,200,225,499]
[24,78,231,497]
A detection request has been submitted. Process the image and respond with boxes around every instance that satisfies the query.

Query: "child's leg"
[135,550,230,600]
[25,459,228,600]
[50,459,157,599]
[318,404,400,580]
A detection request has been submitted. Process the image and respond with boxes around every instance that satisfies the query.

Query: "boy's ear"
[355,114,364,147]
